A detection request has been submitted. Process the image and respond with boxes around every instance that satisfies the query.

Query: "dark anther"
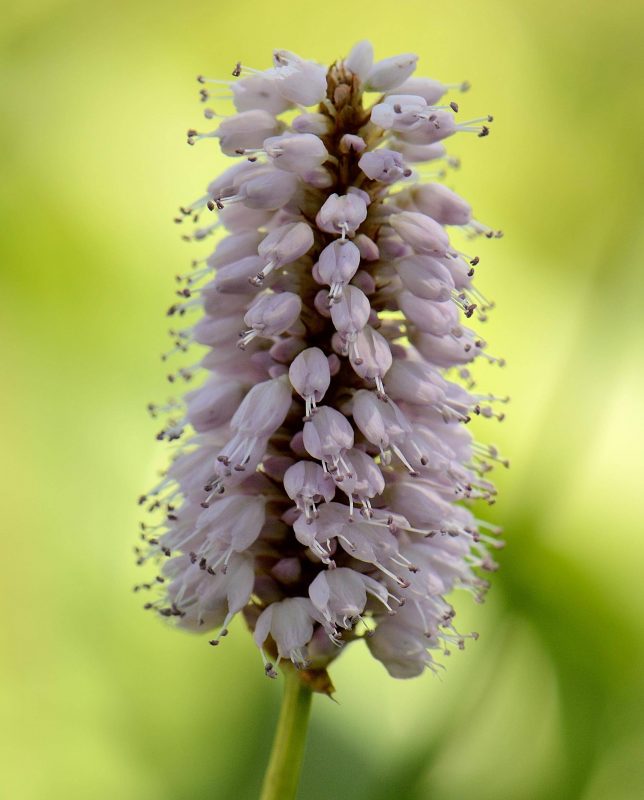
[207,200,215,211]
[232,62,242,77]
[478,126,490,138]
[470,256,480,266]
[450,101,459,112]
[196,75,206,83]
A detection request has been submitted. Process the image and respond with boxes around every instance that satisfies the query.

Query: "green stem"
[259,666,313,800]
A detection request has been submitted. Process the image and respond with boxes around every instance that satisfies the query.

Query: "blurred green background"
[2,0,644,798]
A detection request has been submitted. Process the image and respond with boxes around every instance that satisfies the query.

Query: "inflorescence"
[136,42,508,680]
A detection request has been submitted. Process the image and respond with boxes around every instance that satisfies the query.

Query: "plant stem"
[259,666,313,800]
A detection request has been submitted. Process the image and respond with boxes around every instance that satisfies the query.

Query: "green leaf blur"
[1,1,643,798]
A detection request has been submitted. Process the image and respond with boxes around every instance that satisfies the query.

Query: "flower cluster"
[137,43,507,680]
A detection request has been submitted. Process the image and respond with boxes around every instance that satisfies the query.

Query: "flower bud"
[388,211,450,255]
[263,133,329,176]
[269,336,306,364]
[345,40,374,81]
[232,74,293,114]
[233,167,300,210]
[192,313,244,347]
[386,359,448,405]
[390,76,449,105]
[330,286,371,337]
[354,233,380,261]
[185,377,245,432]
[207,231,265,269]
[254,221,314,283]
[412,330,477,367]
[303,406,354,469]
[371,96,427,132]
[409,183,472,226]
[230,376,292,437]
[349,326,392,395]
[395,254,454,301]
[315,192,368,238]
[291,112,333,135]
[271,50,328,106]
[398,291,457,334]
[283,460,336,517]
[316,239,361,301]
[206,161,256,203]
[389,140,447,163]
[288,347,331,416]
[216,110,284,156]
[219,203,274,233]
[301,166,334,188]
[367,618,435,678]
[337,448,385,505]
[339,134,367,154]
[271,557,302,585]
[397,109,457,145]
[359,148,410,184]
[365,53,419,91]
[352,389,411,450]
[213,255,266,294]
[254,597,317,669]
[240,292,302,347]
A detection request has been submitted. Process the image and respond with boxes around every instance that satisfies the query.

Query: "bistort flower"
[137,42,507,682]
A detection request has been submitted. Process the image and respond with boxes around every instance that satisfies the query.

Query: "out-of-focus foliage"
[1,1,643,798]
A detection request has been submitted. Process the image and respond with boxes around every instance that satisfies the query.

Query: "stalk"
[259,666,313,800]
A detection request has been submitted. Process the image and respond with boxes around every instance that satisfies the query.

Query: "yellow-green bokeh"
[2,1,643,798]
